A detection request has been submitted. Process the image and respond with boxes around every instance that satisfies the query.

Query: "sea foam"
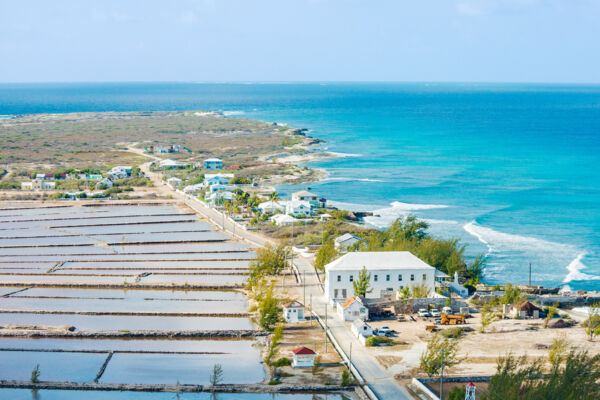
[563,253,599,283]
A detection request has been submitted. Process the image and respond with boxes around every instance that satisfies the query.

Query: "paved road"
[132,149,413,399]
[292,256,413,400]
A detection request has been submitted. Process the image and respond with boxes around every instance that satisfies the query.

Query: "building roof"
[335,233,361,244]
[325,251,435,272]
[284,301,304,308]
[287,200,311,209]
[292,346,316,355]
[258,201,284,209]
[271,214,296,224]
[204,158,223,162]
[205,173,234,179]
[341,297,359,309]
[519,301,541,312]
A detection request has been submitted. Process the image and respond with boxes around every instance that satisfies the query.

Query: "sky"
[1,0,600,83]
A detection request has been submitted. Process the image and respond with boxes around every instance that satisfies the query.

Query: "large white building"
[324,251,445,302]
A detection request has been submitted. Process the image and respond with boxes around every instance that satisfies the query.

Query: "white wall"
[325,268,435,301]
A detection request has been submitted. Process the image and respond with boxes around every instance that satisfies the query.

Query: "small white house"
[167,177,182,189]
[183,183,204,194]
[334,233,362,253]
[291,190,320,207]
[204,158,223,170]
[292,346,316,368]
[336,297,369,322]
[25,180,55,190]
[108,166,132,177]
[351,319,373,345]
[271,214,296,226]
[258,201,285,214]
[283,301,305,323]
[21,181,33,190]
[159,159,183,169]
[319,213,332,222]
[285,200,312,217]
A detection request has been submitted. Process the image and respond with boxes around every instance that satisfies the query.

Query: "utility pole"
[325,306,328,353]
[529,262,532,287]
[303,270,306,306]
[440,350,445,400]
[310,293,313,327]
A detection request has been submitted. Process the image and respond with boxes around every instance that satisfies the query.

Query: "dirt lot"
[361,311,600,378]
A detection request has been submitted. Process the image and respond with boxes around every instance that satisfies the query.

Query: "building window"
[337,275,341,282]
[398,274,403,281]
[334,289,338,298]
[374,275,378,282]
[411,274,415,281]
[386,274,390,281]
[422,274,427,281]
[349,275,353,282]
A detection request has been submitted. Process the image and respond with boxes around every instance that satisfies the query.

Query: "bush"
[273,357,291,367]
[365,336,395,347]
[448,385,466,400]
[31,364,40,383]
[440,327,464,339]
[341,369,353,386]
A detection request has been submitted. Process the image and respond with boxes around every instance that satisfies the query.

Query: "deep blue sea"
[1,82,599,290]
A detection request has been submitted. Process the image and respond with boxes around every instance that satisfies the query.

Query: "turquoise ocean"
[1,83,599,290]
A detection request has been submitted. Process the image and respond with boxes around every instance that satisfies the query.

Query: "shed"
[519,301,541,318]
[351,319,373,345]
[292,346,316,368]
[283,301,305,323]
[336,296,369,321]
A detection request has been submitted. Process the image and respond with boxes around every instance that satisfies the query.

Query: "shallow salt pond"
[0,390,349,400]
[0,206,184,222]
[0,235,99,247]
[61,260,251,269]
[2,288,248,313]
[65,221,213,235]
[0,275,136,284]
[111,242,250,254]
[0,214,197,230]
[94,231,229,244]
[52,268,248,275]
[0,313,255,331]
[0,337,258,353]
[138,274,246,285]
[0,350,106,382]
[0,251,256,262]
[101,351,263,384]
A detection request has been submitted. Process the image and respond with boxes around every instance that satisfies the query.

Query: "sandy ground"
[360,312,600,379]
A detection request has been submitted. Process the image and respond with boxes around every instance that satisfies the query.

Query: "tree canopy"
[353,266,373,297]
[360,215,486,281]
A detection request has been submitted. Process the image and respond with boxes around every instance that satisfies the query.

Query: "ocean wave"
[361,201,451,228]
[222,110,245,116]
[320,177,385,183]
[563,252,600,283]
[327,152,362,158]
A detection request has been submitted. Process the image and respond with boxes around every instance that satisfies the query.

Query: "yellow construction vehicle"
[440,314,465,325]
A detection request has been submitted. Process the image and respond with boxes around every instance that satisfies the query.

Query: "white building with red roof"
[292,346,316,368]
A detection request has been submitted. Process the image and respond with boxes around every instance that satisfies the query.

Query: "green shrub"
[447,385,466,400]
[440,327,464,339]
[273,357,291,367]
[365,336,395,347]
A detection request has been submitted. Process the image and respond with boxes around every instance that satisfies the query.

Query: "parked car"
[430,309,441,318]
[418,309,430,318]
[442,306,453,315]
[376,326,392,336]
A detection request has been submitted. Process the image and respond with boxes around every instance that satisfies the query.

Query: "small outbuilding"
[351,319,373,345]
[283,301,305,323]
[336,297,369,322]
[519,301,541,318]
[292,346,316,368]
[270,214,296,226]
[334,233,362,253]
